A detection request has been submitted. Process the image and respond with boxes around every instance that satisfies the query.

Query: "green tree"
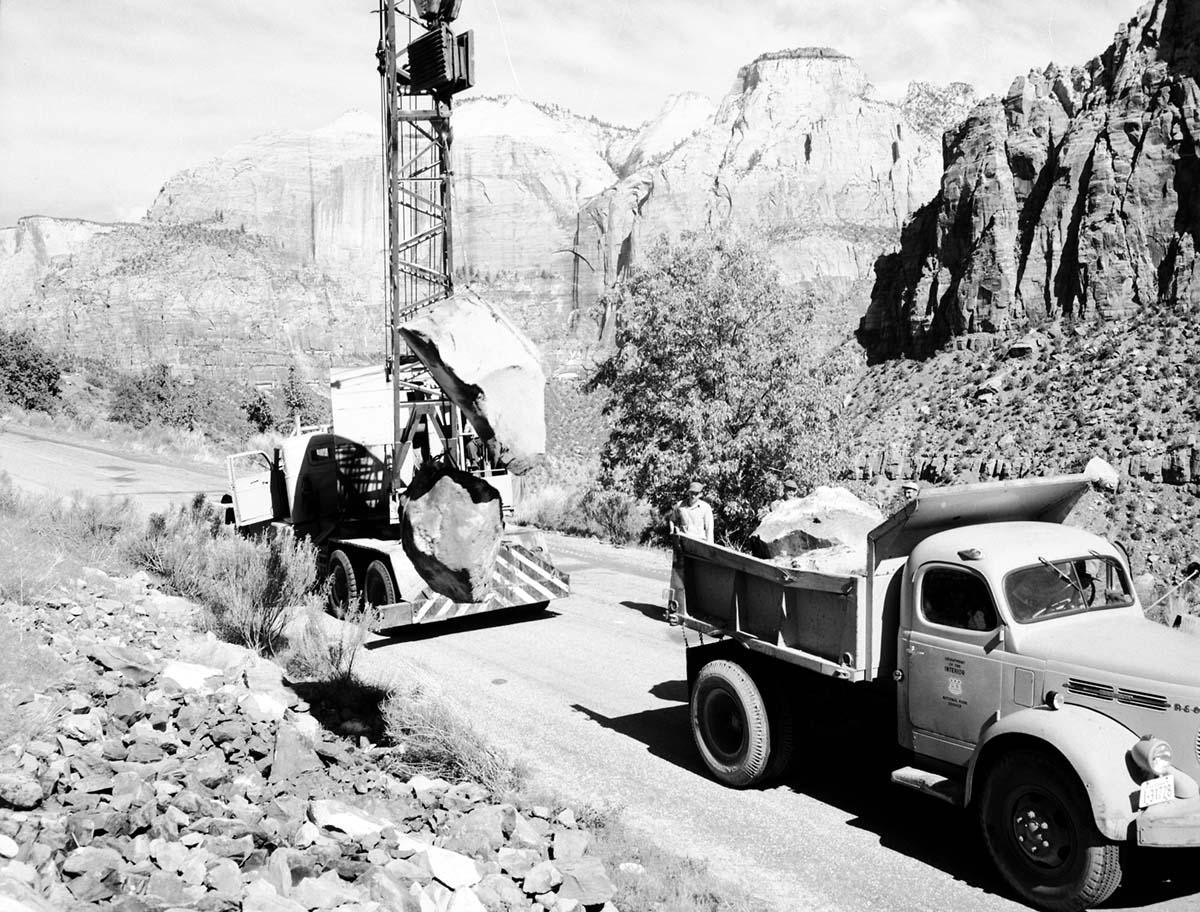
[588,232,848,544]
[241,389,277,434]
[0,330,61,412]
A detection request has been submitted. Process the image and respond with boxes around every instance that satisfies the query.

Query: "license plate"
[1139,774,1174,809]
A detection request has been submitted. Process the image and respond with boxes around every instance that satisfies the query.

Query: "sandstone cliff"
[860,0,1200,361]
[0,52,972,381]
[572,48,951,312]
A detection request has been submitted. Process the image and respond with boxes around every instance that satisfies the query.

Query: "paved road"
[0,423,227,514]
[3,424,1197,911]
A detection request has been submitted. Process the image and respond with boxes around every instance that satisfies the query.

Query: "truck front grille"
[1116,688,1170,712]
[1064,679,1168,711]
[1065,678,1116,701]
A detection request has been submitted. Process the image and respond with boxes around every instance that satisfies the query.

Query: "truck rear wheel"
[691,660,771,788]
[363,560,397,608]
[980,749,1123,911]
[326,550,359,619]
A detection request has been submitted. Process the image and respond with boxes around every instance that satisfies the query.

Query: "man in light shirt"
[666,480,713,624]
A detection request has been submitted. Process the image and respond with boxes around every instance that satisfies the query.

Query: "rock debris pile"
[0,570,618,912]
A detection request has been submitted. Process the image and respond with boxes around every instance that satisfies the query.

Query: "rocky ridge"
[0,49,974,381]
[860,0,1200,360]
[0,569,621,912]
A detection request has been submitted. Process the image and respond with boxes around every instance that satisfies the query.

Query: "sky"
[0,0,1142,226]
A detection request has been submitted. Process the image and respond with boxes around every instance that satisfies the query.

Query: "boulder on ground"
[399,291,547,475]
[751,486,883,567]
[402,462,503,603]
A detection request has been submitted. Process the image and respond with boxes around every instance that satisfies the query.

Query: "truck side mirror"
[984,625,1006,654]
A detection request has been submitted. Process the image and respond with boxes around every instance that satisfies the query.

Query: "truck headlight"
[1131,736,1173,777]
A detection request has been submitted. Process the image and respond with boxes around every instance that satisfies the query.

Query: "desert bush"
[578,488,653,544]
[0,473,138,603]
[380,679,521,794]
[109,364,202,430]
[0,329,61,412]
[130,494,318,653]
[284,603,378,684]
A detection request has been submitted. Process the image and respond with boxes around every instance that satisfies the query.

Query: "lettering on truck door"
[903,565,1004,765]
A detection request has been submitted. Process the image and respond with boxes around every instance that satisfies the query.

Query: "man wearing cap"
[666,481,713,625]
[669,481,714,543]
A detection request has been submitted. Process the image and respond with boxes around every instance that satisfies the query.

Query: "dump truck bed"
[676,536,900,682]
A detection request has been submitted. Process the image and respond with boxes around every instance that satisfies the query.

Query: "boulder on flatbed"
[399,291,547,475]
[402,463,503,603]
[751,486,883,572]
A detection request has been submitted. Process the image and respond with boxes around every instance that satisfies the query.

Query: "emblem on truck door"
[948,677,964,697]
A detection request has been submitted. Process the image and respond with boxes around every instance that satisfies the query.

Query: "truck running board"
[890,766,965,806]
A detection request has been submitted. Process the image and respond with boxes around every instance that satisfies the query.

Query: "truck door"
[226,451,277,527]
[902,564,1004,766]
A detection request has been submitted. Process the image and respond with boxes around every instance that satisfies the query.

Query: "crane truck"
[224,0,568,628]
[675,474,1200,911]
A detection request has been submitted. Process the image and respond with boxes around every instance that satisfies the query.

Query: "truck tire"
[979,749,1123,912]
[326,550,359,619]
[691,660,771,788]
[363,559,397,608]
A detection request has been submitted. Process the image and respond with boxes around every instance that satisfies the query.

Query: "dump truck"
[222,0,568,628]
[675,474,1200,911]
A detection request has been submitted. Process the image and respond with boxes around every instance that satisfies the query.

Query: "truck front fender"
[966,705,1141,841]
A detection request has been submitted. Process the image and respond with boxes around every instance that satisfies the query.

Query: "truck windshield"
[1004,555,1133,623]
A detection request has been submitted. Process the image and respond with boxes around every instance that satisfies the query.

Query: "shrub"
[130,494,318,654]
[579,488,652,544]
[380,678,521,793]
[0,329,61,412]
[109,364,202,430]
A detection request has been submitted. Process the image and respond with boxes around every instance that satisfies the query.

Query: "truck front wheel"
[326,550,359,619]
[691,660,771,788]
[980,749,1123,911]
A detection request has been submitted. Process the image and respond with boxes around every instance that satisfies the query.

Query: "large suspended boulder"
[751,486,883,568]
[399,291,547,475]
[402,462,503,603]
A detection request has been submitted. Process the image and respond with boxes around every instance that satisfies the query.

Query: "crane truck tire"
[363,559,397,608]
[979,749,1123,912]
[326,550,359,619]
[763,690,796,781]
[690,660,772,788]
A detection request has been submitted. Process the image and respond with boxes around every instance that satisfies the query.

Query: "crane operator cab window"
[921,567,998,632]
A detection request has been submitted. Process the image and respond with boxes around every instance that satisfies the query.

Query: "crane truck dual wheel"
[979,749,1123,912]
[324,552,400,617]
[691,659,792,788]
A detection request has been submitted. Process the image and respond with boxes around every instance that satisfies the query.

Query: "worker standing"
[666,480,713,625]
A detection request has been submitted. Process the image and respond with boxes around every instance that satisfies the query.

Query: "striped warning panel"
[410,542,570,625]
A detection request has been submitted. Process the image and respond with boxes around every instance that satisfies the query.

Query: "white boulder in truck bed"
[399,291,547,475]
[751,486,883,575]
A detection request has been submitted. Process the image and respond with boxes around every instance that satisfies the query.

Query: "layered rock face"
[860,0,1200,360]
[0,53,969,379]
[572,48,950,314]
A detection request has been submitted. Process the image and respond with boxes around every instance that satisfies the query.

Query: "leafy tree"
[0,329,61,412]
[588,232,849,544]
[242,389,277,434]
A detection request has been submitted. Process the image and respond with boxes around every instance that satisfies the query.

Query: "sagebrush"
[130,494,319,653]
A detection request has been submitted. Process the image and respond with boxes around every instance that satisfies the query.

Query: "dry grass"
[0,473,139,603]
[379,675,524,795]
[0,612,67,747]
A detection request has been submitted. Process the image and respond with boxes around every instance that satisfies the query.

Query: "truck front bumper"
[1138,796,1200,847]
